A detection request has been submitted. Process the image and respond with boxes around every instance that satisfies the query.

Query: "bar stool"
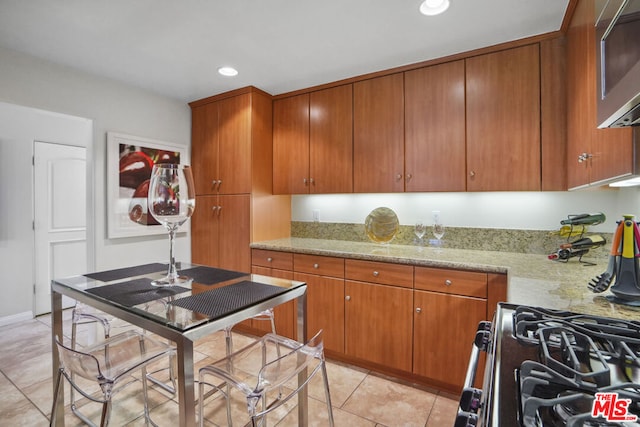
[223,308,277,355]
[198,330,334,427]
[70,303,178,399]
[51,331,176,427]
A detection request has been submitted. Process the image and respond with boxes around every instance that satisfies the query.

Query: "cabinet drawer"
[251,249,293,270]
[294,253,345,278]
[345,259,413,288]
[414,266,487,298]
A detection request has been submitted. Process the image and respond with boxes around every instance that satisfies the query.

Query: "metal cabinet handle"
[345,295,351,301]
[309,178,314,184]
[313,263,319,269]
[445,279,452,286]
[416,307,422,314]
[406,173,413,182]
[267,257,273,263]
[396,173,403,180]
[373,271,379,277]
[469,171,476,177]
[303,178,308,185]
[216,206,222,215]
[217,179,222,189]
[578,152,593,163]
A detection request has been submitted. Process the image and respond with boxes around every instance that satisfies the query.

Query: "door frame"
[28,108,94,315]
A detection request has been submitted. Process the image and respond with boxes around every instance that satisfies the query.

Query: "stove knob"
[459,387,482,412]
[454,411,478,427]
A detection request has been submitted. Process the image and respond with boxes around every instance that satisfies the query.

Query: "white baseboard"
[0,311,33,327]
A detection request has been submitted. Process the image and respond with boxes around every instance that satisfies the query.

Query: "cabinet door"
[273,94,310,194]
[405,61,466,191]
[309,84,353,193]
[218,194,251,273]
[413,291,486,389]
[295,272,345,354]
[218,94,252,194]
[252,265,296,339]
[191,103,219,195]
[566,0,592,188]
[345,280,413,371]
[566,0,633,189]
[466,44,541,191]
[190,195,219,266]
[353,73,405,193]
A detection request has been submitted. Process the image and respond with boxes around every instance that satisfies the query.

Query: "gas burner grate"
[518,361,640,427]
[513,307,640,366]
[514,307,640,346]
[538,326,611,388]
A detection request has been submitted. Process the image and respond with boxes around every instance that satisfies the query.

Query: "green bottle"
[560,213,606,226]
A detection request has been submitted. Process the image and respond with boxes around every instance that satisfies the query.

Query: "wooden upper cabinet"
[191,102,219,195]
[273,85,353,194]
[217,94,252,194]
[273,93,310,194]
[540,37,568,191]
[191,92,252,195]
[566,0,633,189]
[354,73,405,193]
[309,85,353,193]
[405,60,466,192]
[466,44,542,191]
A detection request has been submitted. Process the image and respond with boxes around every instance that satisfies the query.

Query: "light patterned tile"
[342,374,437,427]
[426,394,459,426]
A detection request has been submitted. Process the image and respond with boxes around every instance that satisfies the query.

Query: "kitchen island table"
[50,263,308,427]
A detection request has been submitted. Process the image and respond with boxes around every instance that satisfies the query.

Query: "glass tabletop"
[52,262,306,333]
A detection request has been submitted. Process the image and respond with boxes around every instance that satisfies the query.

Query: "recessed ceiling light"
[218,66,238,77]
[419,0,450,16]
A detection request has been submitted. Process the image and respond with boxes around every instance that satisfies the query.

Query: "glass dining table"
[50,262,308,427]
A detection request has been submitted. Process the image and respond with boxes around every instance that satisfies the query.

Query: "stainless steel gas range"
[455,303,640,427]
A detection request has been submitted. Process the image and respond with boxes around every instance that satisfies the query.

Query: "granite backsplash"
[291,221,614,259]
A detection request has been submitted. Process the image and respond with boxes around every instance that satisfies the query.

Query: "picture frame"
[107,132,189,238]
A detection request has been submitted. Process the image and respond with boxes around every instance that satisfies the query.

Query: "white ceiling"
[0,0,570,103]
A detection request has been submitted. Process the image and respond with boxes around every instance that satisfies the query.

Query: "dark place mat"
[84,263,167,282]
[168,280,288,318]
[86,278,190,307]
[178,266,247,285]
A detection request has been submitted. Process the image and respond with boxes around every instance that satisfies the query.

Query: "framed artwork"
[107,132,188,238]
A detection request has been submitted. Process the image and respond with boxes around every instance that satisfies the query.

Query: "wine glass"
[147,164,196,286]
[414,220,426,245]
[432,211,445,246]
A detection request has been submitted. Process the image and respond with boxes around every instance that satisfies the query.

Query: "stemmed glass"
[147,164,196,286]
[414,220,426,245]
[432,211,445,246]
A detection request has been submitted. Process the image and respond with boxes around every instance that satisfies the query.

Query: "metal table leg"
[176,338,195,426]
[51,289,65,426]
[296,292,308,426]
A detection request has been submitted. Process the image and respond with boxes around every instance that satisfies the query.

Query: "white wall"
[0,45,192,319]
[292,189,640,233]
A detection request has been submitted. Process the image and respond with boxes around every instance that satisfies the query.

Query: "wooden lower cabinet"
[250,249,504,392]
[413,290,486,389]
[294,272,345,354]
[250,265,296,339]
[345,280,413,372]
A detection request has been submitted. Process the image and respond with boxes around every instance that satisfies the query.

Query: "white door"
[34,141,87,315]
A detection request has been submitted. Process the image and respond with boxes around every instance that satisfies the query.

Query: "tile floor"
[0,310,459,426]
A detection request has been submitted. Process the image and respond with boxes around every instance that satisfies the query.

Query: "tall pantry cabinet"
[189,86,290,273]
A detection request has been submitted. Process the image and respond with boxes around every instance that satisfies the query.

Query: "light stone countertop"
[251,237,640,321]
